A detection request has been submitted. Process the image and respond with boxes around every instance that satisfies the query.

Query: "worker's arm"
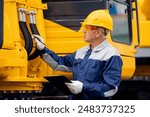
[32,34,75,72]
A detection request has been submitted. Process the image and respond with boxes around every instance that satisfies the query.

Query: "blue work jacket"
[40,40,122,100]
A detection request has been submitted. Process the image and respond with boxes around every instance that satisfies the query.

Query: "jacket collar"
[91,39,108,52]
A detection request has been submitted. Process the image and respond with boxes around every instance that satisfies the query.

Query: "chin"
[84,38,89,42]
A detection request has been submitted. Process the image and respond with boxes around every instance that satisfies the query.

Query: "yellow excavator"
[0,0,150,99]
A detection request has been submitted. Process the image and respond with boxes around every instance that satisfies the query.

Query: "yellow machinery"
[0,0,150,99]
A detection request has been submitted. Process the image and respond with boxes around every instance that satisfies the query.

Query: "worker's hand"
[32,34,45,50]
[65,80,83,94]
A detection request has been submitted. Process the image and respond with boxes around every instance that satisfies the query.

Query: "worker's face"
[83,25,103,43]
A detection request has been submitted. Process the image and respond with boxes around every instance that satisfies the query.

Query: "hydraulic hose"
[19,21,33,55]
[28,11,41,60]
[28,23,40,60]
[0,0,4,48]
[18,8,33,56]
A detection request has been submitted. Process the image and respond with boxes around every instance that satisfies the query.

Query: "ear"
[96,30,102,38]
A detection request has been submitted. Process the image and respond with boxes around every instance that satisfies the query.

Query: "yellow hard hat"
[81,10,113,31]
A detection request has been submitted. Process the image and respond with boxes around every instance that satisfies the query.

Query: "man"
[33,10,122,100]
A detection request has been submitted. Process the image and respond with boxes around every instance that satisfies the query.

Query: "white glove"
[65,80,83,94]
[32,34,45,50]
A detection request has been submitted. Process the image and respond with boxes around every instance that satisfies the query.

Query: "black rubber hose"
[19,21,33,55]
[28,24,41,60]
[0,0,4,48]
[30,24,40,35]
